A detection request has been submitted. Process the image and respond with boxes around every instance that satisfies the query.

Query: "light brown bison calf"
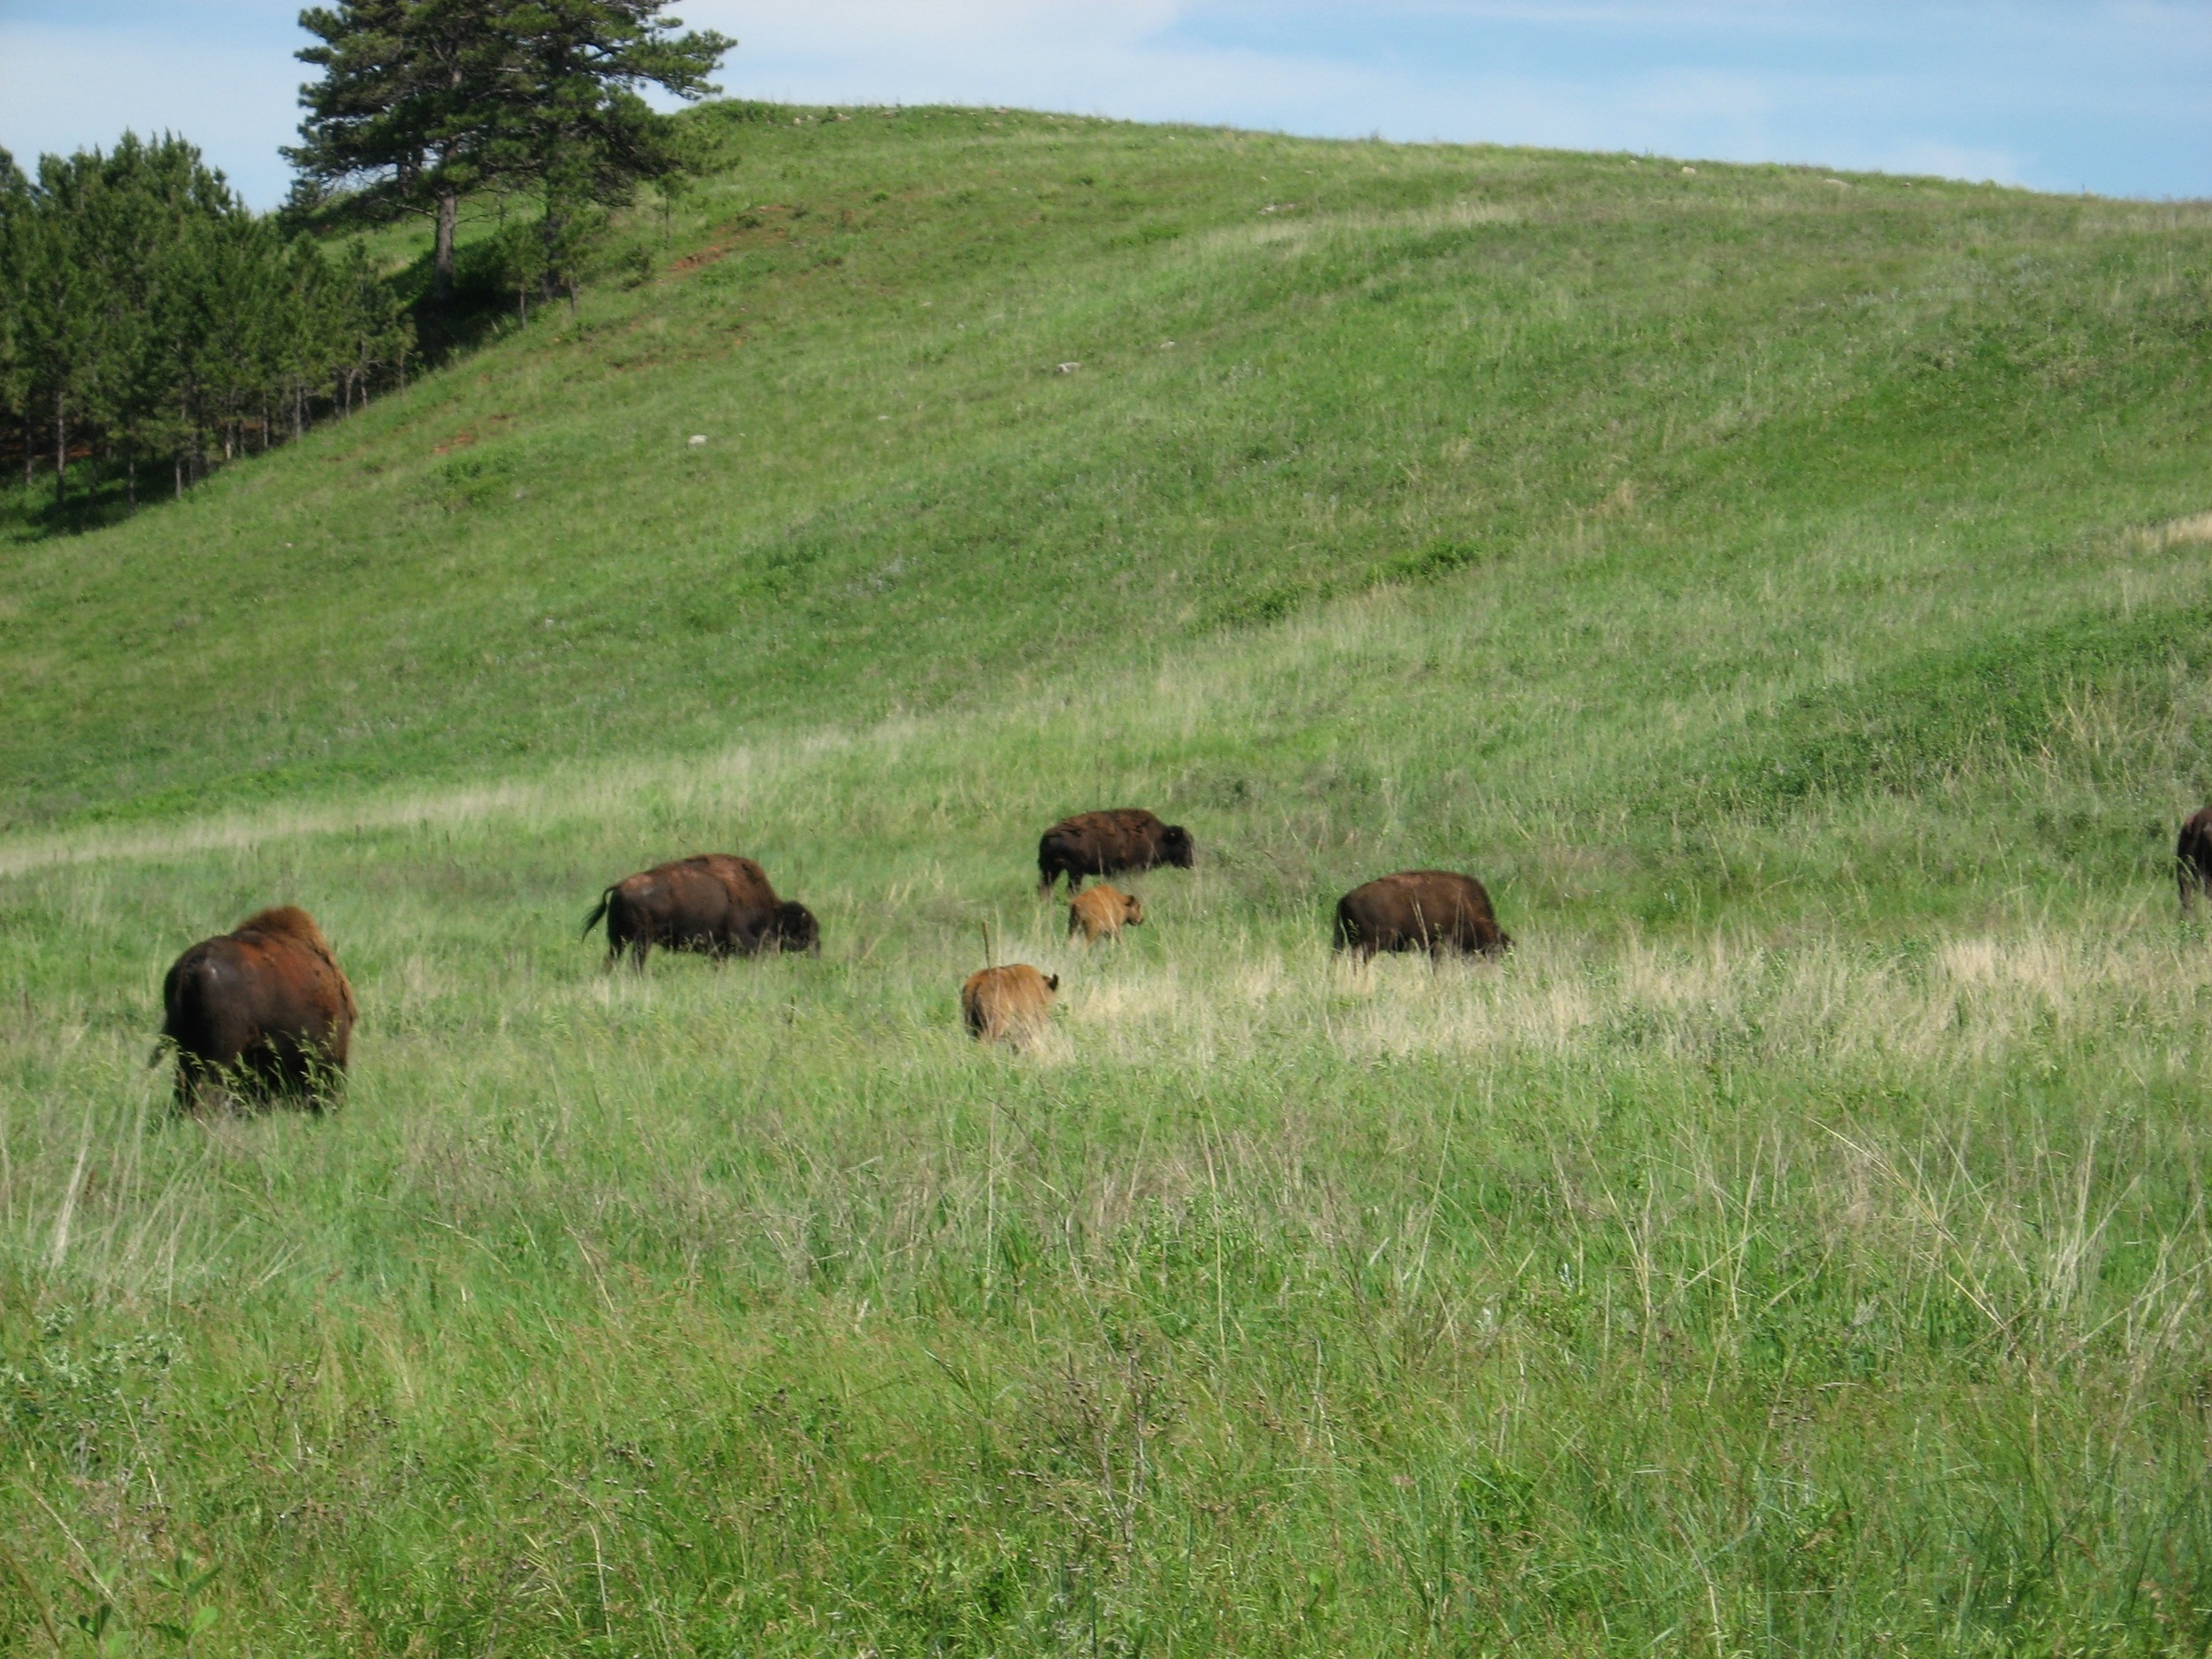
[2180,808,2212,916]
[1069,884,1144,944]
[961,964,1059,1046]
[1037,809,1194,896]
[157,906,357,1112]
[1333,871,1510,961]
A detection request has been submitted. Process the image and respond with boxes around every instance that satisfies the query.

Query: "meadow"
[3,105,2212,1655]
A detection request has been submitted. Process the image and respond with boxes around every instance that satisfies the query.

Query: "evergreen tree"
[0,150,33,489]
[290,0,729,310]
[481,0,731,308]
[289,0,509,303]
[0,131,414,518]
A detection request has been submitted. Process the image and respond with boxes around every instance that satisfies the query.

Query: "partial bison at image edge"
[2178,807,2212,916]
[156,906,357,1113]
[1037,809,1194,896]
[1333,870,1512,960]
[584,854,820,967]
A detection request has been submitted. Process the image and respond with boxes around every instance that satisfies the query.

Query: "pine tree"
[0,150,32,490]
[290,0,729,311]
[0,129,416,518]
[289,0,510,303]
[483,0,731,309]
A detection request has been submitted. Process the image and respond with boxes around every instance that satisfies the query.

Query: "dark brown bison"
[1069,884,1144,943]
[961,964,1059,1045]
[2180,808,2212,915]
[582,855,819,967]
[1037,809,1194,897]
[1333,871,1511,960]
[157,906,357,1112]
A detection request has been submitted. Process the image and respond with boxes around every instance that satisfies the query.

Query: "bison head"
[1123,893,1146,925]
[772,902,821,955]
[1160,825,1195,867]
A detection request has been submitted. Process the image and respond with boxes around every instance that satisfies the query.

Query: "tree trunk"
[53,396,65,510]
[127,450,136,511]
[566,276,579,318]
[433,192,458,304]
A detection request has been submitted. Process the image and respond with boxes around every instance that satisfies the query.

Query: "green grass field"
[4,104,2212,1654]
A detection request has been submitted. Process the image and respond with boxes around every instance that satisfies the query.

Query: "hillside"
[3,106,2212,1655]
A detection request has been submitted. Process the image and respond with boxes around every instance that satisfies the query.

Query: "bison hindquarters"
[160,908,355,1114]
[962,965,1060,1047]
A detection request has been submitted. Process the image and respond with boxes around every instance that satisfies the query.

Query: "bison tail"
[580,887,617,940]
[1331,900,1358,953]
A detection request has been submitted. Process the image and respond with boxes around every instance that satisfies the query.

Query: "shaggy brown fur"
[1333,871,1511,961]
[2180,808,2212,916]
[961,964,1059,1046]
[1069,884,1144,943]
[582,855,818,966]
[1037,809,1194,896]
[157,906,357,1112]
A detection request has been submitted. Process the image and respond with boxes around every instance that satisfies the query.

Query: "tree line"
[0,134,412,510]
[2,0,728,518]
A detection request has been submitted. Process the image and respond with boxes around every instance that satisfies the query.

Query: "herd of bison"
[148,805,2212,1111]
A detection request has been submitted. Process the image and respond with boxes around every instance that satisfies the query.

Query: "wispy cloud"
[1,0,2205,204]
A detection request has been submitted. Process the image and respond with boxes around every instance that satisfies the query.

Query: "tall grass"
[3,105,2211,1655]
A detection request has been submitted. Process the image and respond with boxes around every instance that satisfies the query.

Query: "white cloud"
[1,0,2204,203]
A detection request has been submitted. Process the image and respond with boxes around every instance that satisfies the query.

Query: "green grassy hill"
[3,106,2211,1655]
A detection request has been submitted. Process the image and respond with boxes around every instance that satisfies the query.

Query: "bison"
[1069,884,1144,944]
[2180,808,2212,916]
[961,964,1059,1046]
[583,855,819,967]
[1333,871,1511,961]
[1037,809,1193,897]
[157,906,357,1112]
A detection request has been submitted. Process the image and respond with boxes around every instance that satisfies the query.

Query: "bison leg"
[298,1048,347,1115]
[173,1053,224,1114]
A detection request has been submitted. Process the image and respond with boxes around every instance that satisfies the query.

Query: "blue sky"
[4,1,2208,206]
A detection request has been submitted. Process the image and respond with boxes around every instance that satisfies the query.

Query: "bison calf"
[1038,809,1194,897]
[1069,884,1144,944]
[961,964,1060,1046]
[157,906,357,1112]
[583,855,818,967]
[1333,871,1510,961]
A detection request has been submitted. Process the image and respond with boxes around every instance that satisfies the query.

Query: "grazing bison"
[582,855,819,967]
[1037,809,1194,897]
[961,964,1059,1046]
[2180,808,2212,916]
[1069,884,1144,944]
[157,906,357,1112]
[1333,871,1511,961]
